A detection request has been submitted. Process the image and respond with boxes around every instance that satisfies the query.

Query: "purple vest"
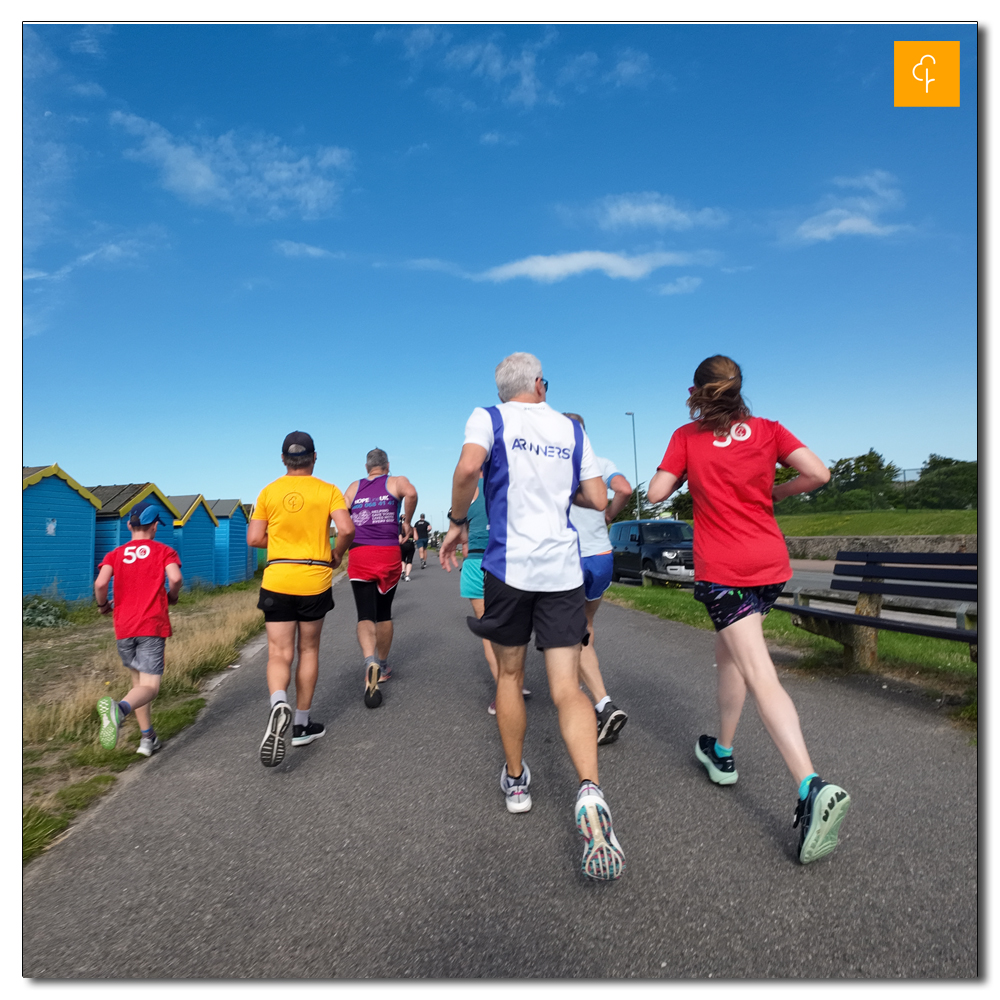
[350,474,400,546]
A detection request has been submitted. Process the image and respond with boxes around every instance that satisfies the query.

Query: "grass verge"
[22,575,270,865]
[604,583,978,724]
[774,509,977,538]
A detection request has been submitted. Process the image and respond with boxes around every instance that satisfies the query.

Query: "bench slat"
[771,603,977,643]
[830,580,978,602]
[835,550,978,566]
[831,564,978,584]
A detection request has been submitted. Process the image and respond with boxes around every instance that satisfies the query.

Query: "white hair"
[495,352,542,402]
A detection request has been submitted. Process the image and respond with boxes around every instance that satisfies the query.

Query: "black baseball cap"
[282,431,316,455]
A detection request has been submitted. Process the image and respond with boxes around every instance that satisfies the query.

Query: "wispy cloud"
[793,170,909,243]
[71,82,105,98]
[70,25,111,57]
[480,130,517,146]
[659,276,702,295]
[23,239,149,283]
[603,49,656,88]
[274,240,340,258]
[584,192,728,232]
[557,52,600,91]
[477,250,705,284]
[110,111,353,220]
[443,37,552,109]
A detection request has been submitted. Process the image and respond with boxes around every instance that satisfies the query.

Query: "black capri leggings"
[351,579,396,623]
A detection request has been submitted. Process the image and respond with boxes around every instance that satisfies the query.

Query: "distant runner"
[564,412,634,745]
[248,431,355,767]
[413,515,432,568]
[399,522,416,583]
[441,352,625,881]
[647,354,851,865]
[344,449,417,704]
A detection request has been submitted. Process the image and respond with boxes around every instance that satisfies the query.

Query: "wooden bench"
[770,551,978,670]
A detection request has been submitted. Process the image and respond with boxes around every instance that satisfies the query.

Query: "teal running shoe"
[794,776,851,864]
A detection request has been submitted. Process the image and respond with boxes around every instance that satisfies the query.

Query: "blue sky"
[22,23,978,522]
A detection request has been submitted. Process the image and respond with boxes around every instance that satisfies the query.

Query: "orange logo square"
[894,41,960,107]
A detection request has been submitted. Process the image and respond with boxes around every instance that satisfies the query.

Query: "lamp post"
[625,411,641,520]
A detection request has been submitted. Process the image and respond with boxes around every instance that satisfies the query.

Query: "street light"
[625,411,641,520]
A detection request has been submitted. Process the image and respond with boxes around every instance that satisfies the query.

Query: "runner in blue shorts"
[565,414,635,745]
[460,477,529,714]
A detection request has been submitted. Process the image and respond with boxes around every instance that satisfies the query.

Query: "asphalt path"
[23,560,977,979]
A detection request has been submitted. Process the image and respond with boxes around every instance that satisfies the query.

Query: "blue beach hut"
[22,464,102,600]
[168,495,220,589]
[208,499,250,586]
[87,484,181,574]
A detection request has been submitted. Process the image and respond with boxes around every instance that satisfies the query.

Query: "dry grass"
[23,589,265,743]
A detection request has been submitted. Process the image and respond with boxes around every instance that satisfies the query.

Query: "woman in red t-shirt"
[648,354,852,865]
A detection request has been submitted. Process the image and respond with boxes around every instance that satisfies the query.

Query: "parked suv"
[609,519,694,583]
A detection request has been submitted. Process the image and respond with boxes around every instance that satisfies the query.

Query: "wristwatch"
[447,508,469,526]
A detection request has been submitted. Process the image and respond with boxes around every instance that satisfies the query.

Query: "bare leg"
[292,619,325,710]
[265,620,298,695]
[375,621,394,660]
[493,643,528,775]
[470,598,499,683]
[715,631,748,749]
[123,668,161,732]
[578,598,608,704]
[716,613,815,784]
[356,620,377,659]
[544,645,599,785]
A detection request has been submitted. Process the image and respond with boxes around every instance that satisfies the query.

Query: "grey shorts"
[116,636,166,675]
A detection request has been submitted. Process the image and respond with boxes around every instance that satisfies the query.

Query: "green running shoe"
[96,696,121,750]
[794,776,851,864]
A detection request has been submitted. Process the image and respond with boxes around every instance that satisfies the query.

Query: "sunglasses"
[538,377,549,391]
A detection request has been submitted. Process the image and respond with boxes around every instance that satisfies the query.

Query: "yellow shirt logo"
[894,41,960,107]
[283,492,304,512]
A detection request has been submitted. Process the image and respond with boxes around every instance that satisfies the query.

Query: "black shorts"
[693,580,786,632]
[257,587,334,623]
[400,540,415,561]
[467,571,588,650]
[351,579,397,623]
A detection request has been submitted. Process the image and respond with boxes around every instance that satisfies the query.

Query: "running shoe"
[500,760,532,813]
[259,701,292,767]
[292,720,326,746]
[695,734,738,785]
[793,776,851,864]
[487,699,497,715]
[364,660,383,709]
[136,734,162,757]
[596,703,628,745]
[378,662,392,682]
[96,696,121,750]
[575,781,625,880]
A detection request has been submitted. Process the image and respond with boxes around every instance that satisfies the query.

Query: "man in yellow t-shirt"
[248,431,355,768]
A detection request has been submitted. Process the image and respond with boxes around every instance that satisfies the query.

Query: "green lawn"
[604,584,978,681]
[775,509,977,537]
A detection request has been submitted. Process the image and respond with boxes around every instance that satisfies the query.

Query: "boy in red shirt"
[94,501,183,756]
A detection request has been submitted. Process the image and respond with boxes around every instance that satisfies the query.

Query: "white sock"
[595,696,611,713]
[270,690,287,708]
[294,709,309,726]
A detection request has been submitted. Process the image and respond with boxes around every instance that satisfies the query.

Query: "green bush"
[22,597,66,628]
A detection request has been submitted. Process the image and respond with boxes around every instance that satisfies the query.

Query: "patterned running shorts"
[693,580,786,632]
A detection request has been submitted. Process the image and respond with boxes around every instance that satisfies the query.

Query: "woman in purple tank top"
[343,449,418,709]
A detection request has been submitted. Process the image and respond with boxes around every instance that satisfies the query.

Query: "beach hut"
[168,495,220,589]
[87,484,181,574]
[22,464,102,600]
[242,503,264,575]
[208,499,249,586]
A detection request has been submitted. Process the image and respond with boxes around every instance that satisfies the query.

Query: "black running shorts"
[468,571,588,650]
[257,587,334,623]
[351,579,397,623]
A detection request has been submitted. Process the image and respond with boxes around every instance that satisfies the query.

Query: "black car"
[609,519,694,583]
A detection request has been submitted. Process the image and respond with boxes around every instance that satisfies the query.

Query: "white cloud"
[477,250,701,284]
[110,111,353,220]
[659,276,702,295]
[443,39,548,109]
[603,49,655,88]
[274,240,337,258]
[480,130,517,146]
[557,52,600,90]
[71,82,106,98]
[590,192,728,231]
[70,26,111,56]
[794,170,909,244]
[23,239,148,283]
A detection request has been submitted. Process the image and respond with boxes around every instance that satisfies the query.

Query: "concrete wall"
[783,534,977,559]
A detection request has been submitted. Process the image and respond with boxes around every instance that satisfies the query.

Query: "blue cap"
[129,500,166,526]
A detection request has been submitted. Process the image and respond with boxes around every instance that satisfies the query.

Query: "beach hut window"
[46,519,56,536]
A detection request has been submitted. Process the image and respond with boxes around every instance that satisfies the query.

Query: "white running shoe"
[136,734,162,757]
[500,760,532,813]
[575,781,625,880]
[259,702,292,767]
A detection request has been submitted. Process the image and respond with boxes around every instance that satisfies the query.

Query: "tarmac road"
[23,560,978,979]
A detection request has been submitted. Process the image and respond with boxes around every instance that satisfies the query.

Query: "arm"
[94,565,113,614]
[604,474,633,524]
[247,519,268,549]
[165,563,183,605]
[390,476,418,533]
[440,443,486,572]
[330,509,355,569]
[647,469,680,503]
[572,475,609,512]
[343,480,360,507]
[772,447,831,502]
